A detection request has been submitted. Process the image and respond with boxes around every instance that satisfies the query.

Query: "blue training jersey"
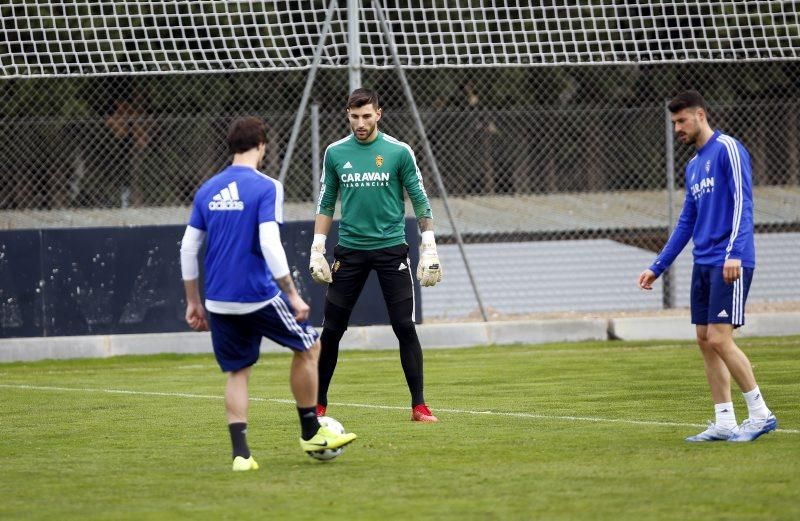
[188,165,283,302]
[650,130,755,277]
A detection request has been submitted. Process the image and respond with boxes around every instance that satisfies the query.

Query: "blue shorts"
[208,293,319,372]
[690,264,754,327]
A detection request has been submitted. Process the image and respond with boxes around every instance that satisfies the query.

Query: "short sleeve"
[258,180,284,224]
[188,194,207,231]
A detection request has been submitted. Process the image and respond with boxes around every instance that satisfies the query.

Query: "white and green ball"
[307,416,346,461]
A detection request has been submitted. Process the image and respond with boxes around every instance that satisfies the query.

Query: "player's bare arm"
[638,269,657,290]
[274,274,310,321]
[183,279,208,331]
[314,214,333,235]
[418,217,433,233]
[723,258,742,284]
[180,225,208,331]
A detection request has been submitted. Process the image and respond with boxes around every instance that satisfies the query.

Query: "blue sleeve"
[188,193,206,231]
[649,185,696,277]
[258,181,284,224]
[724,142,753,261]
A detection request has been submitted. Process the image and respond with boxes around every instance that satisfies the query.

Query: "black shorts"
[326,243,415,312]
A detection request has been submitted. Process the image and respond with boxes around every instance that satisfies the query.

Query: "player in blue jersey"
[638,91,777,442]
[180,117,356,471]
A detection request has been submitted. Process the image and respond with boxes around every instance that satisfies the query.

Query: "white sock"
[714,402,737,429]
[742,386,770,420]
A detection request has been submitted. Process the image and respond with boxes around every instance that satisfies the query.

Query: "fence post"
[348,0,361,91]
[373,0,489,321]
[277,0,337,185]
[663,101,676,309]
[311,103,321,201]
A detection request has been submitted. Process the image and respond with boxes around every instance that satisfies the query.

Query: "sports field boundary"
[1,312,799,363]
[2,383,798,435]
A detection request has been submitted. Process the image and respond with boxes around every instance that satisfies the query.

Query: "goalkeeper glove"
[416,231,442,287]
[309,235,332,284]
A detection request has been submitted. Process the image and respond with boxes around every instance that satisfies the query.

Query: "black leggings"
[318,297,425,407]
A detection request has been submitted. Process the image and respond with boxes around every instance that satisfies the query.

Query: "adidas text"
[208,200,244,211]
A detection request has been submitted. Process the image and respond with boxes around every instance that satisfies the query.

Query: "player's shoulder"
[713,131,747,151]
[324,135,352,156]
[713,132,749,163]
[249,168,282,189]
[381,133,411,150]
[247,170,284,204]
[380,133,415,158]
[206,165,281,197]
[194,169,227,198]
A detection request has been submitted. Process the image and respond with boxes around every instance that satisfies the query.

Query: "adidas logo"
[398,262,407,271]
[208,181,244,211]
[343,161,353,169]
[717,309,729,318]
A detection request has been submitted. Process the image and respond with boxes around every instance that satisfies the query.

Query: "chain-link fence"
[2,1,799,319]
[3,63,798,217]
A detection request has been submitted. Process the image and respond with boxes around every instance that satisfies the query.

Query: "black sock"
[228,422,250,459]
[298,407,321,440]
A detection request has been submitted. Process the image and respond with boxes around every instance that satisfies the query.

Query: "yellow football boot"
[231,455,259,471]
[299,426,357,453]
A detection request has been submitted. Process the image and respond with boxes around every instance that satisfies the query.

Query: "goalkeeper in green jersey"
[309,88,442,422]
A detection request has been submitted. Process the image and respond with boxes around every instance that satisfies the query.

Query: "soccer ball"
[307,416,346,462]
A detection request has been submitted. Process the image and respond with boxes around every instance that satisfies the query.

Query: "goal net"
[3,1,799,77]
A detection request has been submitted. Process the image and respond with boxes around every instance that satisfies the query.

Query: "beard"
[352,123,376,140]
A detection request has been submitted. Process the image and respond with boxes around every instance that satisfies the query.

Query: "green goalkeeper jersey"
[316,131,433,250]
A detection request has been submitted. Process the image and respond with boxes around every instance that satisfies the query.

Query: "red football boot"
[411,404,438,422]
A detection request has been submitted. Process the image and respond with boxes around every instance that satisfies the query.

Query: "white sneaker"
[728,414,778,442]
[685,421,738,442]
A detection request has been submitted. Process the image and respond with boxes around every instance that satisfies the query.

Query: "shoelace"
[703,421,736,435]
[739,418,761,432]
[416,405,433,416]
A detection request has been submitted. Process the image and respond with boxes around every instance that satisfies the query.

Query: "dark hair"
[668,90,708,114]
[227,117,266,154]
[346,88,380,110]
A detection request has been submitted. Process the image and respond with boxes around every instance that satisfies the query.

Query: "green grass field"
[1,336,798,521]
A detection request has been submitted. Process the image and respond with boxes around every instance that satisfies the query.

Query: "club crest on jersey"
[705,160,711,173]
[375,155,384,167]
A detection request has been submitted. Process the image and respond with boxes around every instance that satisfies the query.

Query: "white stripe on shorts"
[407,255,416,323]
[272,297,315,349]
[277,297,315,348]
[732,277,743,325]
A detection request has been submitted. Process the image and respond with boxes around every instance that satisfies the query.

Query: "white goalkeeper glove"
[416,231,443,287]
[309,235,332,284]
